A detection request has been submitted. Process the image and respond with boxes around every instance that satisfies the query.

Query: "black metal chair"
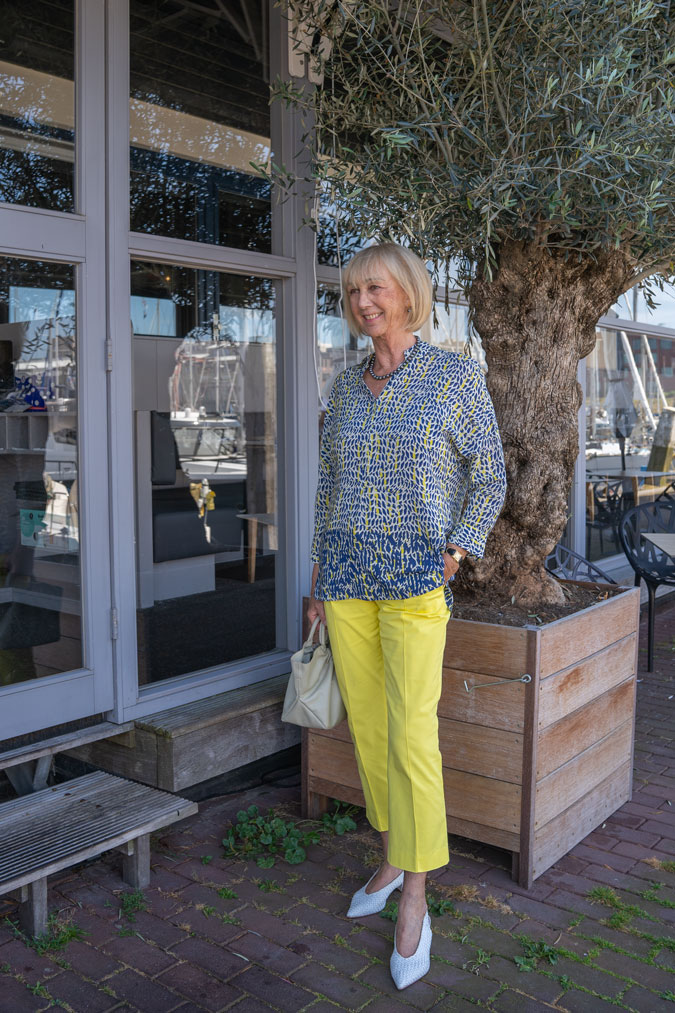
[618,501,675,672]
[544,543,617,585]
[586,479,625,559]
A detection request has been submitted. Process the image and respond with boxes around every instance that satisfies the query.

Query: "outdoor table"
[237,512,277,583]
[586,469,675,506]
[642,533,675,559]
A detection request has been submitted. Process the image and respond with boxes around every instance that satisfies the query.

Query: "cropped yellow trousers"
[324,586,450,873]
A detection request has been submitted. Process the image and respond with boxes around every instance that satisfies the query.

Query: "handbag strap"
[306,616,327,649]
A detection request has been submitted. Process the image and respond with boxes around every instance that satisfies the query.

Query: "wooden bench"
[0,770,197,936]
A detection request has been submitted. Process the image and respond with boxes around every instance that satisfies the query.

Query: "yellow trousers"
[325,586,450,873]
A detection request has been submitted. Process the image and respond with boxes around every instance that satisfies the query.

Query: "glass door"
[0,0,114,740]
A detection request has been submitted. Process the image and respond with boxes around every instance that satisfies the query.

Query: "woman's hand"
[307,595,326,627]
[308,563,326,626]
[442,544,467,583]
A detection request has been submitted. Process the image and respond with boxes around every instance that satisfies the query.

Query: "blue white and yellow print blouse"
[311,339,507,611]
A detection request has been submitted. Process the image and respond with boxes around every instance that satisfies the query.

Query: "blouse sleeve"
[445,357,507,558]
[310,377,339,564]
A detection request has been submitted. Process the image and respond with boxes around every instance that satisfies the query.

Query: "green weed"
[119,889,148,923]
[217,886,237,899]
[222,800,356,868]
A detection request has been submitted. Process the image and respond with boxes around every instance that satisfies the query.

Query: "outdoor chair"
[586,479,625,559]
[618,501,675,672]
[544,543,617,585]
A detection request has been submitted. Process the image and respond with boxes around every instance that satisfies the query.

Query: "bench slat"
[0,772,197,893]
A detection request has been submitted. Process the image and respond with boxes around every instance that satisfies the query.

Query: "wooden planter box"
[302,584,640,888]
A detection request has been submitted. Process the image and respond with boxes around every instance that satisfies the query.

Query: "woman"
[308,243,506,989]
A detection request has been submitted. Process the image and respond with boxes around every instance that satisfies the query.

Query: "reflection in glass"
[129,0,271,250]
[0,257,81,685]
[585,326,675,561]
[131,261,277,683]
[0,1,74,211]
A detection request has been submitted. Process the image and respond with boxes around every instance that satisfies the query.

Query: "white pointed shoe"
[346,867,404,917]
[390,909,432,990]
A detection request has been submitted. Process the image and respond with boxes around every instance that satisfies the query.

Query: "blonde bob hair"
[342,243,433,336]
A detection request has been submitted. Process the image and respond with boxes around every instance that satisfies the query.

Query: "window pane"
[131,261,277,684]
[0,257,82,685]
[0,1,74,212]
[129,0,271,251]
[585,325,675,562]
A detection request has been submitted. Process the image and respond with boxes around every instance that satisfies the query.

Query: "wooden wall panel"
[537,679,635,780]
[538,636,636,729]
[443,620,531,677]
[439,669,525,732]
[533,760,632,878]
[534,720,633,829]
[439,719,523,783]
[538,588,639,678]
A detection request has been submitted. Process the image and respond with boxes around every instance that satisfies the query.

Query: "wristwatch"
[445,547,464,565]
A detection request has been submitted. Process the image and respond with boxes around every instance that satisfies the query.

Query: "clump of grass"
[5,914,86,954]
[119,889,148,923]
[514,935,562,972]
[586,885,650,929]
[257,879,284,893]
[217,886,237,899]
[379,900,398,922]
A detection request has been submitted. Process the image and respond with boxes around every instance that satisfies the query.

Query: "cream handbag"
[282,618,347,729]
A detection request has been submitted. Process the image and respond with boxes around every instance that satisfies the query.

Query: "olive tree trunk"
[461,239,634,606]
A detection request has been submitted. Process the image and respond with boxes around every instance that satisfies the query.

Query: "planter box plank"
[440,668,525,732]
[439,719,522,783]
[309,734,362,791]
[534,719,634,829]
[446,815,520,853]
[311,720,351,743]
[442,620,529,677]
[443,768,521,833]
[537,678,635,779]
[539,592,638,677]
[538,635,636,729]
[303,585,639,886]
[532,760,632,878]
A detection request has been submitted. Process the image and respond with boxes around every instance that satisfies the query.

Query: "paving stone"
[105,968,184,1012]
[357,961,441,1009]
[226,999,277,1012]
[432,994,492,1012]
[229,931,307,975]
[342,927,392,962]
[167,905,244,944]
[63,910,118,946]
[292,935,371,975]
[59,940,123,981]
[570,845,638,872]
[480,865,555,900]
[126,911,190,949]
[291,961,375,1009]
[234,904,306,945]
[490,990,559,1012]
[594,946,673,990]
[574,919,655,957]
[170,937,249,981]
[622,984,674,1012]
[506,893,576,929]
[290,902,352,937]
[478,954,563,1003]
[157,961,244,1011]
[230,964,315,1011]
[559,987,637,1011]
[552,956,624,998]
[101,934,177,976]
[422,958,498,1001]
[464,923,523,960]
[0,940,63,987]
[42,971,117,1013]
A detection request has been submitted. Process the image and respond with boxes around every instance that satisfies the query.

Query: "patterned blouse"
[311,339,507,610]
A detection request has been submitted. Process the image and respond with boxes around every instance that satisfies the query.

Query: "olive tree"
[277,0,675,605]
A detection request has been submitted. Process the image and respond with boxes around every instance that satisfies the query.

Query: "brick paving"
[1,598,674,1012]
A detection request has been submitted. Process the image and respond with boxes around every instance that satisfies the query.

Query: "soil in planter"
[452,580,624,628]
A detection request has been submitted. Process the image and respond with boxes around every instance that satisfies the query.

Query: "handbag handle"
[306,616,327,648]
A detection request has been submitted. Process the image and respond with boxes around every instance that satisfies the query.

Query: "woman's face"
[347,263,411,340]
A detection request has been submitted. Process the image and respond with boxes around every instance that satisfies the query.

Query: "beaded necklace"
[367,335,419,381]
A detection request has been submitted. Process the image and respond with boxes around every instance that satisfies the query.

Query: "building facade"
[0,0,673,749]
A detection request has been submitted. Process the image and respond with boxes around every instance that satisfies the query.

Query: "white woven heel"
[390,910,432,989]
[346,868,404,917]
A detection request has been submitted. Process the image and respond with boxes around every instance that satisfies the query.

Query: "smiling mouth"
[362,313,382,321]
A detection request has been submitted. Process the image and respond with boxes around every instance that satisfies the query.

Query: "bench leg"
[6,756,52,795]
[18,879,48,937]
[121,834,151,889]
